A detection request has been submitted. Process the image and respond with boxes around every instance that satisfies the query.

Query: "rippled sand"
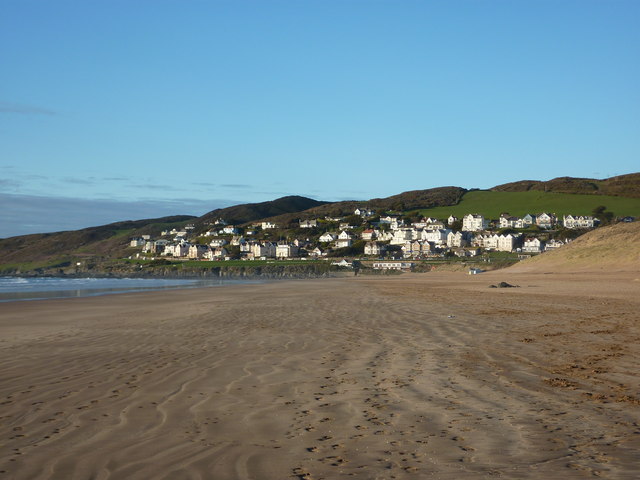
[1,271,639,479]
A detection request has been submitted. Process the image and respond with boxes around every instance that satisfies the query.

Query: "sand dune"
[511,221,640,273]
[1,271,639,479]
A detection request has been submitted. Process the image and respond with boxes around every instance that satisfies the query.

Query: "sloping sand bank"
[1,271,639,479]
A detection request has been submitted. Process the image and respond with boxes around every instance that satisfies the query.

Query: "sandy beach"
[1,271,639,479]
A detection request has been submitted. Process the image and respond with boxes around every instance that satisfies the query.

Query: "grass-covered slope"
[0,216,195,273]
[415,190,640,219]
[492,173,640,198]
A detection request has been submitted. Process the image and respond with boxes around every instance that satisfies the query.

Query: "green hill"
[491,172,640,198]
[0,216,195,273]
[414,190,640,220]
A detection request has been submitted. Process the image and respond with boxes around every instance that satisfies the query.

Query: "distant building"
[462,214,488,232]
[536,213,557,229]
[299,219,318,228]
[523,238,544,253]
[335,231,353,248]
[276,243,299,258]
[372,261,414,271]
[364,241,384,256]
[563,215,598,229]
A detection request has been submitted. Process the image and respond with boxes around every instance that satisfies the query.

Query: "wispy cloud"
[62,176,97,185]
[129,183,182,191]
[0,101,56,116]
[0,193,235,238]
[220,184,253,189]
[0,179,21,190]
[192,182,217,187]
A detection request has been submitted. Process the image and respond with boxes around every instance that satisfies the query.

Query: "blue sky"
[1,0,638,237]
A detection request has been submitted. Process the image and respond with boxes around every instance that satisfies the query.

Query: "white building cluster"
[131,207,601,261]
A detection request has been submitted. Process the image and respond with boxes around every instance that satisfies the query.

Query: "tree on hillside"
[592,205,615,225]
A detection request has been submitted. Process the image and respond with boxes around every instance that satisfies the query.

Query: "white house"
[144,239,169,253]
[380,216,404,230]
[354,208,375,217]
[522,238,544,253]
[188,244,210,259]
[164,243,190,257]
[425,221,446,231]
[447,215,459,226]
[446,231,468,248]
[221,226,239,235]
[309,247,325,258]
[130,237,146,247]
[361,229,377,241]
[173,231,188,241]
[209,237,229,247]
[319,232,337,243]
[462,214,489,232]
[390,228,416,245]
[420,228,450,246]
[402,240,431,258]
[537,213,557,229]
[453,247,481,257]
[473,234,494,249]
[563,215,597,229]
[261,221,278,230]
[496,233,520,252]
[251,242,276,258]
[364,241,384,256]
[276,243,299,258]
[376,231,394,242]
[522,214,536,227]
[299,219,317,228]
[205,247,228,260]
[499,214,519,229]
[473,233,519,252]
[332,259,353,267]
[545,239,565,250]
[372,261,414,271]
[335,231,353,248]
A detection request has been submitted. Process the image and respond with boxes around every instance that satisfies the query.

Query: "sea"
[0,276,244,303]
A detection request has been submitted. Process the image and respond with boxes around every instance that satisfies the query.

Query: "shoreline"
[1,271,639,478]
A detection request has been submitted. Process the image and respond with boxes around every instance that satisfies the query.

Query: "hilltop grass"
[414,190,640,219]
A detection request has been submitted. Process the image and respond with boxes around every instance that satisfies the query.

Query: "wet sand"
[1,271,639,479]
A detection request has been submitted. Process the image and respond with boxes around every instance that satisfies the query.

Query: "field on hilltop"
[414,190,640,219]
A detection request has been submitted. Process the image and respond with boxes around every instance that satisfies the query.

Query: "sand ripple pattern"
[1,274,639,479]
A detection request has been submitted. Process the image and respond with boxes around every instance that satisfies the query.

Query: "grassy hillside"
[492,172,640,198]
[414,190,640,220]
[0,216,195,273]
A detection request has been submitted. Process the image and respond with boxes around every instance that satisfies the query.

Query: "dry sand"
[1,270,639,479]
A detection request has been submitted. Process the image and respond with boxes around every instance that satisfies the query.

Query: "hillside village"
[129,208,629,269]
